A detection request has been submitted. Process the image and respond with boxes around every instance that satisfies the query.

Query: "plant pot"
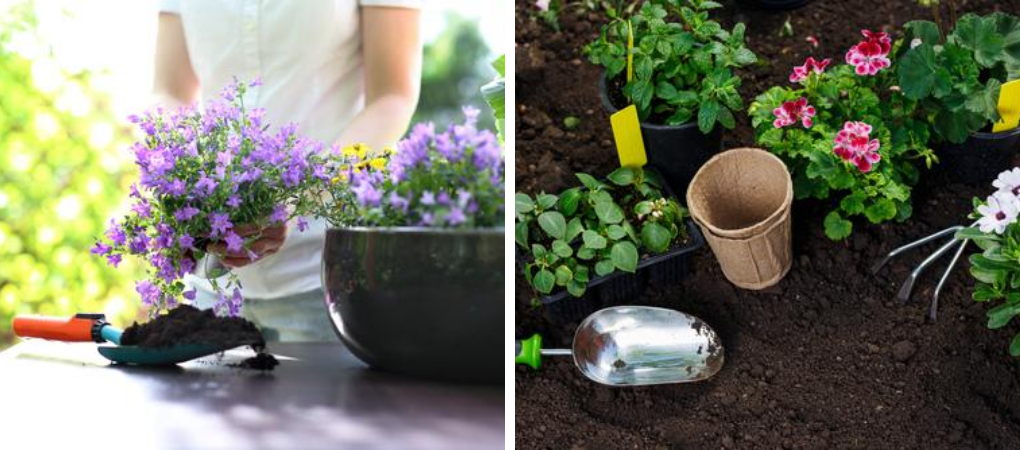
[322,227,503,384]
[687,148,793,290]
[599,74,723,197]
[934,127,1020,184]
[529,220,705,325]
[737,0,812,10]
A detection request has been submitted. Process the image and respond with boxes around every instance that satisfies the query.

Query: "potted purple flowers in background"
[93,80,327,316]
[317,108,505,383]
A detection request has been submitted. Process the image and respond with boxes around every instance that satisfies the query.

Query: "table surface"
[0,341,504,450]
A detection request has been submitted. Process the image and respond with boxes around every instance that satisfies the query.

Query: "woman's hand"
[207,223,287,268]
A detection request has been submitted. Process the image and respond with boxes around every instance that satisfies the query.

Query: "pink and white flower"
[845,30,891,76]
[977,192,1020,235]
[833,121,881,173]
[789,57,831,83]
[993,168,1020,196]
[773,97,816,129]
[535,0,550,11]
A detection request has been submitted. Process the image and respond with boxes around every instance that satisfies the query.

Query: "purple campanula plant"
[315,108,505,228]
[92,79,329,316]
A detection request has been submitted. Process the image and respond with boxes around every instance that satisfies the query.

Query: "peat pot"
[322,227,503,384]
[687,148,793,290]
[935,127,1020,184]
[599,74,722,197]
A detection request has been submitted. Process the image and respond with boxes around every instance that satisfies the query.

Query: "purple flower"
[388,192,409,211]
[270,204,288,224]
[196,174,218,197]
[129,235,150,254]
[106,253,122,267]
[178,233,195,249]
[136,280,160,306]
[179,257,195,275]
[167,179,187,197]
[420,191,436,205]
[209,212,232,237]
[229,288,244,317]
[91,242,112,256]
[226,195,242,208]
[174,206,200,222]
[446,207,467,226]
[132,201,152,219]
[297,217,309,232]
[224,231,244,253]
[105,222,127,246]
[183,289,197,301]
[353,181,382,206]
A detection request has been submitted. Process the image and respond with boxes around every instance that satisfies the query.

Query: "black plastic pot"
[534,220,705,325]
[935,127,1020,184]
[737,0,812,10]
[599,75,723,197]
[322,227,503,384]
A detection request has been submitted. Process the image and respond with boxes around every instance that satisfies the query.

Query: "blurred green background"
[0,1,501,350]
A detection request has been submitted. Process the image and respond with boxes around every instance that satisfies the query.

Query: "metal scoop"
[12,313,237,365]
[515,306,724,386]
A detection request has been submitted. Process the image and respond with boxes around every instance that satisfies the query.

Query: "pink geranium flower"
[845,30,891,76]
[773,97,816,129]
[789,57,830,83]
[833,121,881,172]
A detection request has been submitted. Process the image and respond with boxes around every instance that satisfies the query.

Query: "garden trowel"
[12,313,239,365]
[515,306,724,386]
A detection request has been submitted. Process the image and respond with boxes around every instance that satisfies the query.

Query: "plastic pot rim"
[967,125,1020,141]
[326,226,505,237]
[687,148,794,240]
[598,71,702,132]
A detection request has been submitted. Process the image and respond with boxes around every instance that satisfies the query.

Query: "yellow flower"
[369,158,387,170]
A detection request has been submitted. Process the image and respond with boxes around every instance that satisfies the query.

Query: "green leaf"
[607,167,636,186]
[537,211,567,240]
[533,269,555,294]
[595,259,616,276]
[987,302,1019,329]
[898,45,939,100]
[551,240,573,258]
[515,193,534,214]
[576,247,595,260]
[594,201,625,224]
[733,47,757,66]
[611,241,639,272]
[554,265,573,286]
[829,170,854,190]
[482,55,505,142]
[905,20,941,46]
[824,211,853,240]
[641,222,672,253]
[697,100,720,134]
[965,78,1002,122]
[1010,333,1020,357]
[840,193,866,215]
[575,173,604,190]
[565,218,584,242]
[700,1,723,9]
[953,13,1005,67]
[864,198,897,224]
[566,280,586,297]
[606,224,627,240]
[536,194,558,210]
[583,229,607,249]
[558,188,582,216]
[531,244,547,259]
[515,221,529,248]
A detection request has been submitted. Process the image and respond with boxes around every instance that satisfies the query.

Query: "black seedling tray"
[537,220,704,325]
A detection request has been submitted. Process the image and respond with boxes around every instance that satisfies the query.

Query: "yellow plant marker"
[626,20,634,83]
[610,105,647,168]
[993,79,1020,133]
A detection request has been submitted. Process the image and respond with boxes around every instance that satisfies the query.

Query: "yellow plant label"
[993,79,1020,133]
[610,105,647,168]
[626,21,634,83]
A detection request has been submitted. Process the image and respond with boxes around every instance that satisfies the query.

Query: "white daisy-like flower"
[977,192,1020,235]
[993,167,1020,196]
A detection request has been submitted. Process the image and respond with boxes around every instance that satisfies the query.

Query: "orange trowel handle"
[12,313,106,342]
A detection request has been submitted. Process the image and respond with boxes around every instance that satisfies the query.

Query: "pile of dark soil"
[121,304,277,370]
[515,0,1020,448]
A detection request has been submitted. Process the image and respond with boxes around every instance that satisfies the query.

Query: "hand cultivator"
[871,223,975,321]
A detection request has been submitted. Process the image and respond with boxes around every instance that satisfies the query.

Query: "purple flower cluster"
[93,79,325,316]
[324,107,505,228]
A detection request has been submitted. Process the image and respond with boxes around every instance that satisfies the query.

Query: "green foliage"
[0,8,142,348]
[750,61,935,240]
[481,54,505,143]
[897,12,1020,144]
[515,168,689,298]
[584,0,756,132]
[956,223,1020,356]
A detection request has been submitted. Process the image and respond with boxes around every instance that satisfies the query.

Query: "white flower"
[977,192,1020,234]
[993,167,1020,196]
[535,0,550,11]
[910,38,923,49]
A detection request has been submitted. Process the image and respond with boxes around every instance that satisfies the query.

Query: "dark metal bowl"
[322,227,504,383]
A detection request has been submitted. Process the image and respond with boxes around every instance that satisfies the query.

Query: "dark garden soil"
[515,1,1020,449]
[121,304,278,370]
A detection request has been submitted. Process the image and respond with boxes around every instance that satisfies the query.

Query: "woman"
[154,0,422,341]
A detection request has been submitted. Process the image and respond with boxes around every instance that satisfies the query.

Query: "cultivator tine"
[871,225,964,275]
[897,235,963,302]
[929,239,969,322]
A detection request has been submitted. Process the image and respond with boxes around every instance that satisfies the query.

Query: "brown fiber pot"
[686,148,793,289]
